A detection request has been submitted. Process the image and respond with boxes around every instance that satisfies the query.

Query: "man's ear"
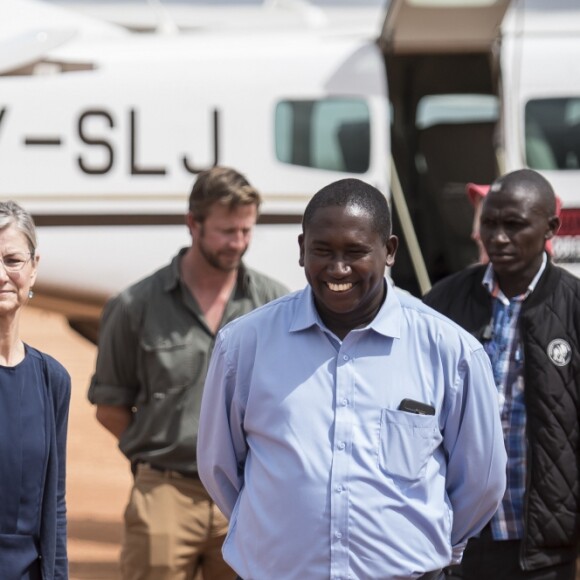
[385,235,398,268]
[546,215,561,239]
[298,233,305,267]
[186,211,200,237]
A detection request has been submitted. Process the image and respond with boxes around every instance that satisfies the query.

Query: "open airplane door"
[378,0,511,296]
[381,0,511,54]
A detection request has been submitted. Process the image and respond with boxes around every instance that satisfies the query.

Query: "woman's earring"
[28,289,34,299]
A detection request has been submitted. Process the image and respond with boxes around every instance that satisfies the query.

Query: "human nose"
[0,261,10,279]
[227,230,244,245]
[328,256,351,277]
[490,226,509,244]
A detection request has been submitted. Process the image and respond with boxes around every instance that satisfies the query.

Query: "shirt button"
[335,484,343,492]
[341,398,348,406]
[343,354,349,361]
[335,531,342,539]
[337,441,345,450]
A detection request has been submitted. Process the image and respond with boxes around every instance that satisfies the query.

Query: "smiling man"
[424,169,580,580]
[197,178,506,580]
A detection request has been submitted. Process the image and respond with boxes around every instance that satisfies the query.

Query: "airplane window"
[275,99,370,174]
[416,94,498,130]
[525,98,580,171]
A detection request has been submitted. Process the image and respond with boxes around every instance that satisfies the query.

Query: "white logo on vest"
[546,339,572,367]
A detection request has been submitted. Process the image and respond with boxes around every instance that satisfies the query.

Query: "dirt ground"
[21,306,131,580]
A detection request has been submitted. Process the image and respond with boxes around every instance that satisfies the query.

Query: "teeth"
[328,282,352,292]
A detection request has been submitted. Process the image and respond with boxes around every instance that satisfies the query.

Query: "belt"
[138,462,197,479]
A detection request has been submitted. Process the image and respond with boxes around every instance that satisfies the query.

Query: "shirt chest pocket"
[378,408,442,483]
[139,338,207,400]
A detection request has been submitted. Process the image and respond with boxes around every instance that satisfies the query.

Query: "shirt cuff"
[451,542,467,564]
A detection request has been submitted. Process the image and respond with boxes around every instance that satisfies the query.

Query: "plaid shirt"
[482,254,547,540]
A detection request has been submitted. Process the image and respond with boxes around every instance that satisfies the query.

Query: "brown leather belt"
[140,462,197,479]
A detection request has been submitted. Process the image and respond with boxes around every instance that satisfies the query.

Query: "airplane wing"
[0,0,127,75]
[0,0,127,41]
[0,29,79,76]
[1,0,128,38]
[45,0,386,35]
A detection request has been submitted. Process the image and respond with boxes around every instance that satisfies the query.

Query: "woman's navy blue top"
[0,350,46,578]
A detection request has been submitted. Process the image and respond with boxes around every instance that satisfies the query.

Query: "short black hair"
[490,168,557,215]
[302,178,391,244]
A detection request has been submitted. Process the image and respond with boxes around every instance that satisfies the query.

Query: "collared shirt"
[198,279,506,579]
[482,253,547,540]
[88,248,288,475]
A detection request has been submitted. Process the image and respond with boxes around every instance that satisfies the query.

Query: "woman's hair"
[0,201,38,255]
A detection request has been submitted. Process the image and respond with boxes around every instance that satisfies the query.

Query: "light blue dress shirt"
[198,279,507,580]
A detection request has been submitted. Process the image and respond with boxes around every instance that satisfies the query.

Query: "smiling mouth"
[327,282,353,292]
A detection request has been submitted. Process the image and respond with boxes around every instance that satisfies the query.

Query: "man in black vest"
[425,168,580,580]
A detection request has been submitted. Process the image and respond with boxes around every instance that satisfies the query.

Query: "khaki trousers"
[121,463,236,580]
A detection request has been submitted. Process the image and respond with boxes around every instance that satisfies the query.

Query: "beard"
[197,238,247,272]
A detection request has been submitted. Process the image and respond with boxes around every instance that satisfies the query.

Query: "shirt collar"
[162,247,250,294]
[289,277,402,339]
[162,248,188,292]
[482,252,547,301]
